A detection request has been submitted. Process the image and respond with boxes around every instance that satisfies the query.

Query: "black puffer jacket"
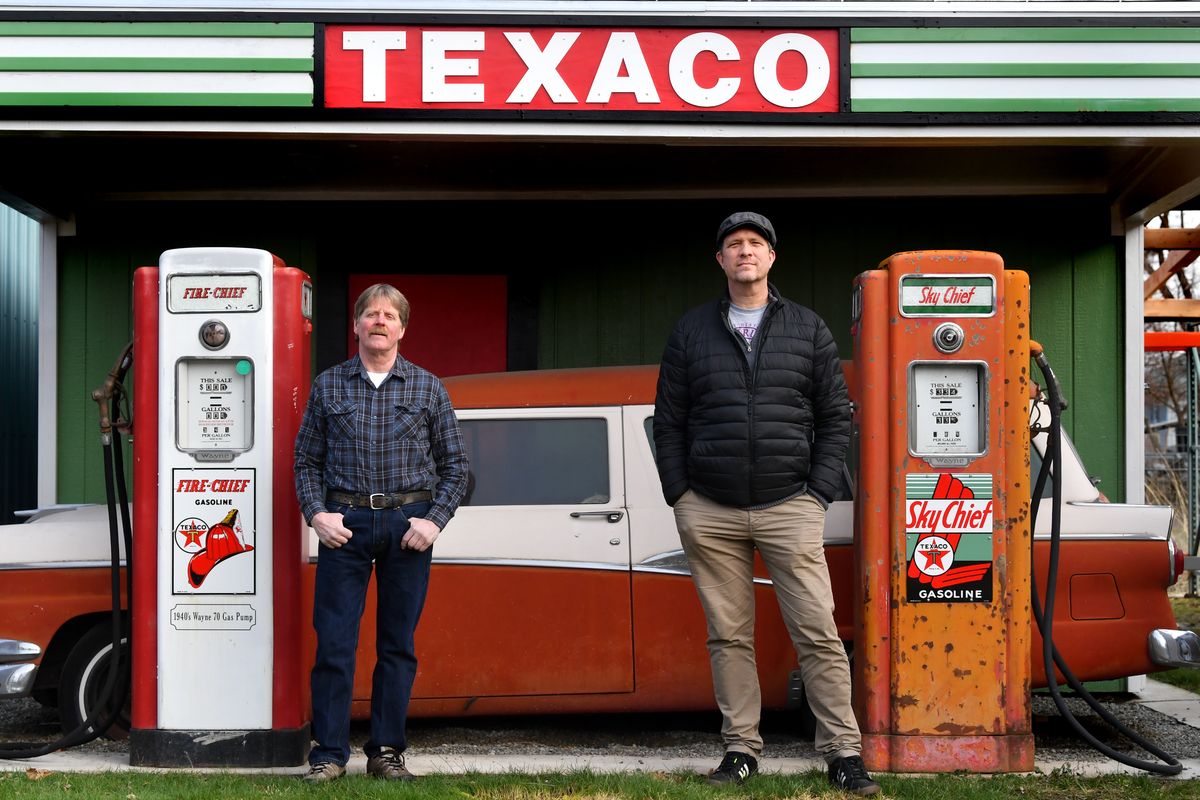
[653,285,850,509]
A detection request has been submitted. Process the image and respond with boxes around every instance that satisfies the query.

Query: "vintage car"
[0,364,1191,736]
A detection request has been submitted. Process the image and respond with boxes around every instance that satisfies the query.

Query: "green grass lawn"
[1151,598,1200,694]
[0,769,1197,800]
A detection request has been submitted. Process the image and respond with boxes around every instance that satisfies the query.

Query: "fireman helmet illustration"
[187,509,253,588]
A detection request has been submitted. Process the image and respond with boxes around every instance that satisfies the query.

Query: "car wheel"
[57,624,130,740]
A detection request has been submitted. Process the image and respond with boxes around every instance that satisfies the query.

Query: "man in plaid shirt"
[294,283,468,783]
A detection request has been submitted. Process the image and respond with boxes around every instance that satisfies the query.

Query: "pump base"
[129,724,309,767]
[861,732,1034,773]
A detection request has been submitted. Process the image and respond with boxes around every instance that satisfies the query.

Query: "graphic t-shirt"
[728,302,767,370]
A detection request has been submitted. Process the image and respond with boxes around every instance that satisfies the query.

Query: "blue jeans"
[308,500,432,767]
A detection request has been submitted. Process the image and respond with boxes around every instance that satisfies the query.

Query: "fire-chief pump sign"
[324,26,839,112]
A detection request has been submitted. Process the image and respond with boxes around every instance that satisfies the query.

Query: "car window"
[459,418,610,506]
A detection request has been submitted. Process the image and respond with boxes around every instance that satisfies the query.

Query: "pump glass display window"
[908,361,988,460]
[174,358,254,457]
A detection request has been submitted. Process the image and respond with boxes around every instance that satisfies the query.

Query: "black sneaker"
[827,755,881,796]
[706,751,758,786]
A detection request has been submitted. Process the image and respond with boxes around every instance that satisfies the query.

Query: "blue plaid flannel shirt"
[294,354,468,530]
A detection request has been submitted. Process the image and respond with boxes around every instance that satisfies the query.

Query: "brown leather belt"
[326,490,432,510]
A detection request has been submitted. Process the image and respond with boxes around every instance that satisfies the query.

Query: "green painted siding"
[533,197,1123,500]
[56,240,137,506]
[54,210,315,506]
[53,197,1124,504]
[0,204,39,523]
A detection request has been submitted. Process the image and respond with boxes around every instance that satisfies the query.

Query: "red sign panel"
[325,26,839,113]
[347,274,507,378]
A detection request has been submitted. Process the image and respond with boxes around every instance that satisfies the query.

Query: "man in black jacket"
[653,212,879,796]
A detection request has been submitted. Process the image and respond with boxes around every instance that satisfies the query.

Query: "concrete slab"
[3,750,1199,779]
[2,677,1198,779]
[1130,679,1200,729]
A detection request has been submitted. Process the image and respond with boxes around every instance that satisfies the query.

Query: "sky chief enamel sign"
[906,473,994,603]
[324,26,839,113]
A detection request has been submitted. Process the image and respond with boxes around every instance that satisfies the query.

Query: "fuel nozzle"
[1029,340,1067,413]
[92,342,134,443]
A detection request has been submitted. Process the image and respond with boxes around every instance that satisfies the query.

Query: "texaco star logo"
[914,535,954,577]
[174,517,209,553]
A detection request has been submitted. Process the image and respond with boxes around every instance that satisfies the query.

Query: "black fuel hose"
[0,349,134,760]
[1030,349,1182,776]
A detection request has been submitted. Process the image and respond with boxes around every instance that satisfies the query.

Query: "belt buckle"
[369,493,387,510]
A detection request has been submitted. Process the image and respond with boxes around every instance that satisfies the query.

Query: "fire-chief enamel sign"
[172,468,256,596]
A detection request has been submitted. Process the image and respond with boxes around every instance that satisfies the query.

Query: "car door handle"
[570,510,625,523]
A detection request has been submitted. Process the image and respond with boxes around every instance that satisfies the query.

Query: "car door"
[410,406,634,698]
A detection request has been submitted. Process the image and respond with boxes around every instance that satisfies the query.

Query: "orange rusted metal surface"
[446,362,862,410]
[446,365,660,409]
[853,250,1033,773]
[1002,270,1033,746]
[851,269,892,738]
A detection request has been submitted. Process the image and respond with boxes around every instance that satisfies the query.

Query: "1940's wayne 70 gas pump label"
[171,468,257,601]
[905,473,994,603]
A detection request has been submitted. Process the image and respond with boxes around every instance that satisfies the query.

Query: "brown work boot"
[301,761,346,783]
[366,748,415,781]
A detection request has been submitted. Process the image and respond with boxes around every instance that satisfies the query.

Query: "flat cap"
[716,211,777,250]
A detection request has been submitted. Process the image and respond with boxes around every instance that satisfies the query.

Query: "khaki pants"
[673,489,861,762]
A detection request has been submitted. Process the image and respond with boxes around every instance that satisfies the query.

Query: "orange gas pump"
[851,250,1032,772]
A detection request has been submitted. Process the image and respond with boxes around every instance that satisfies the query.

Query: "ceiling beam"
[1144,298,1200,320]
[1145,227,1200,250]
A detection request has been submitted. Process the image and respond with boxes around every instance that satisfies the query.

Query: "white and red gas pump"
[130,248,312,766]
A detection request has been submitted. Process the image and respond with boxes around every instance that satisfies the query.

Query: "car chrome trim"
[635,550,775,584]
[0,663,36,698]
[0,560,127,571]
[1032,531,1167,542]
[430,558,629,572]
[0,640,41,664]
[638,550,690,572]
[1149,629,1200,669]
[634,565,773,586]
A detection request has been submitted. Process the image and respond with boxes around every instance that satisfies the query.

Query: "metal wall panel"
[0,202,39,523]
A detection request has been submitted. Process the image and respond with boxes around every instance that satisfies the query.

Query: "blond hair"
[354,283,410,327]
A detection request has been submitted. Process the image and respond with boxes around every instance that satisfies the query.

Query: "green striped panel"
[906,534,992,560]
[852,27,1200,43]
[0,22,313,37]
[849,27,1200,113]
[903,277,993,287]
[0,21,313,106]
[852,98,1200,112]
[0,57,313,72]
[0,92,312,107]
[907,474,994,499]
[852,63,1200,78]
